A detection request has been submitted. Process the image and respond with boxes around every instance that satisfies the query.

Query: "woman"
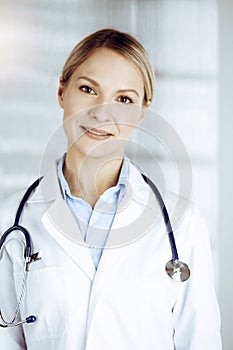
[0,29,221,349]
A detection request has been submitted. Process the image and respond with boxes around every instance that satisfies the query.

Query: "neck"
[63,149,124,208]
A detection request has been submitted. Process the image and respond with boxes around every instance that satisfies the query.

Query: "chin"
[69,138,126,160]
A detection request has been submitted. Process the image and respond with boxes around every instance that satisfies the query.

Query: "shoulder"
[128,160,193,219]
[164,190,209,248]
[128,161,208,241]
[0,158,63,234]
[0,191,25,231]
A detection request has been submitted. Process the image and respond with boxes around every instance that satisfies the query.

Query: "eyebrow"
[77,76,100,87]
[117,89,139,97]
[77,76,140,97]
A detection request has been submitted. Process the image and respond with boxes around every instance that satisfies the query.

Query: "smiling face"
[58,48,149,159]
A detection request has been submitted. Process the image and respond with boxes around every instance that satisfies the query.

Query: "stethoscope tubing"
[0,176,43,259]
[0,225,31,259]
[0,177,43,328]
[14,177,43,226]
[141,174,179,261]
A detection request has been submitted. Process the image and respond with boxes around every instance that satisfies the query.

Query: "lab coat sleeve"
[172,205,222,350]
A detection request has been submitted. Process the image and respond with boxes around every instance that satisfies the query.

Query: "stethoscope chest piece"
[166,259,190,282]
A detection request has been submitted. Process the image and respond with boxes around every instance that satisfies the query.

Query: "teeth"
[81,126,112,136]
[87,129,107,136]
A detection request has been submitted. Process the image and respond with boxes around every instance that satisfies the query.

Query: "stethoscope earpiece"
[166,259,190,282]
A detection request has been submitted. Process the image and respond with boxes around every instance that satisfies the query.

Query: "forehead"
[71,48,144,89]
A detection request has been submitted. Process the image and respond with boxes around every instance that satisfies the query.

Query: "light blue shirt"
[57,155,129,269]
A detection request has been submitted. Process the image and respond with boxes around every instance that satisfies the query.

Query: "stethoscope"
[0,175,190,328]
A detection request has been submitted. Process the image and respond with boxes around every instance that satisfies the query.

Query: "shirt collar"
[27,157,151,209]
[57,154,70,199]
[57,154,129,201]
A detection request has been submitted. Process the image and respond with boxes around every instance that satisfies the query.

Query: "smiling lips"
[80,126,114,140]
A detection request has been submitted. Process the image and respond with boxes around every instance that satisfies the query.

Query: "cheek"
[62,98,78,119]
[62,89,86,119]
[62,111,85,146]
[118,124,135,139]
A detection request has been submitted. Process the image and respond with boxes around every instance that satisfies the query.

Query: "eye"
[117,95,134,104]
[80,85,96,95]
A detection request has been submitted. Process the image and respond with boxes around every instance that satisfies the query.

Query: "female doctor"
[0,29,221,349]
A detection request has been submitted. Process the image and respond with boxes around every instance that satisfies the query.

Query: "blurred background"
[0,0,232,348]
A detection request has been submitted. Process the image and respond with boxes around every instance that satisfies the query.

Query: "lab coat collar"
[28,160,62,203]
[27,157,151,207]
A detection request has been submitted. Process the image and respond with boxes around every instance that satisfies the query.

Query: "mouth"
[80,126,114,139]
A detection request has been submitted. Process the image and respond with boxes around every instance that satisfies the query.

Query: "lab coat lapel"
[29,160,96,281]
[41,199,96,281]
[90,163,160,298]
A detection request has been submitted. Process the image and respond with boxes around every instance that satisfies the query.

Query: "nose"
[88,103,114,123]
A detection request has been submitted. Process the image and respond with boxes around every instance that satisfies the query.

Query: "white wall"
[218,0,233,348]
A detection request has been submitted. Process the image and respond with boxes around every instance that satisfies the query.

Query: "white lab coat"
[0,160,221,350]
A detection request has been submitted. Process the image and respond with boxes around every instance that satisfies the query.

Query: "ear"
[145,100,151,109]
[58,76,65,108]
[138,100,151,123]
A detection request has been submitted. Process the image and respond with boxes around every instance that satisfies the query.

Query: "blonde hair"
[61,29,155,104]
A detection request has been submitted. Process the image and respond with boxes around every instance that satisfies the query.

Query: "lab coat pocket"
[14,267,67,342]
